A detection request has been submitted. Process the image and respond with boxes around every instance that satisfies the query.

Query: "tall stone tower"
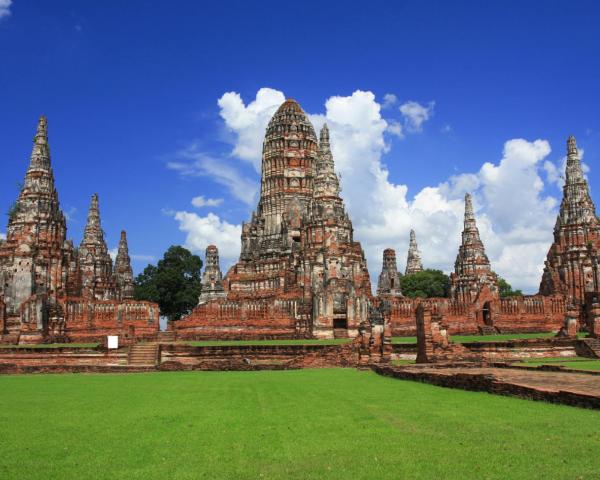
[0,115,160,344]
[405,229,424,275]
[114,230,135,300]
[230,99,319,297]
[222,101,372,338]
[198,245,226,304]
[450,193,498,303]
[79,194,116,300]
[0,116,75,320]
[377,248,403,296]
[304,124,372,336]
[540,136,600,302]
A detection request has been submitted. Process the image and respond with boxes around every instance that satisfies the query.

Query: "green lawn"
[1,369,599,480]
[186,338,352,347]
[391,332,582,344]
[517,356,600,371]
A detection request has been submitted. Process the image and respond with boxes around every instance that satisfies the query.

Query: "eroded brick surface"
[0,116,159,344]
[175,101,372,340]
[541,137,600,304]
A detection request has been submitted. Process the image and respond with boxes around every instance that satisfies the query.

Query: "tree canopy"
[497,276,523,298]
[400,269,450,298]
[134,245,203,321]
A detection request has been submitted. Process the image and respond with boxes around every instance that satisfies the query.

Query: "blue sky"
[1,0,599,292]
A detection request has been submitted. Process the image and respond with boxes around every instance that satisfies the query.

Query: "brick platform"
[374,364,600,409]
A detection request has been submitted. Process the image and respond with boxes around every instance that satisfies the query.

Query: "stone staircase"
[157,331,176,343]
[479,325,498,335]
[333,328,349,339]
[582,338,600,358]
[128,343,159,366]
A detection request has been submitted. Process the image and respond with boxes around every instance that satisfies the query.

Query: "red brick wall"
[174,298,300,340]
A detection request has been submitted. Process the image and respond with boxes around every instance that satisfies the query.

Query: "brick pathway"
[376,364,600,408]
[429,367,600,397]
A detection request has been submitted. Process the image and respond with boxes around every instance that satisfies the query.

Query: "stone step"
[582,338,600,359]
[479,325,498,335]
[128,343,159,366]
[333,328,349,339]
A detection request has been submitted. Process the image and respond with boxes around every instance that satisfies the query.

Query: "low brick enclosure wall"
[159,344,358,370]
[373,364,600,410]
[0,346,129,374]
[386,295,565,337]
[392,338,579,362]
[0,343,364,374]
[0,338,593,375]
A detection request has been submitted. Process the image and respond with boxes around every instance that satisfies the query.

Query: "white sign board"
[107,335,119,349]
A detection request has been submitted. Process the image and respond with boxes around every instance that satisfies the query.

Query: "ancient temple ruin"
[450,193,499,304]
[405,230,423,275]
[377,249,402,296]
[79,194,118,301]
[176,100,372,339]
[3,114,595,345]
[114,230,135,301]
[198,245,226,304]
[0,116,158,344]
[540,136,600,304]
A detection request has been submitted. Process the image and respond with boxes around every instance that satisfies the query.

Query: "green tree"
[400,269,450,298]
[497,276,523,297]
[134,245,203,321]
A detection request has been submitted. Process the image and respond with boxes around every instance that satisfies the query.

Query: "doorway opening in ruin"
[333,318,348,330]
[482,302,492,326]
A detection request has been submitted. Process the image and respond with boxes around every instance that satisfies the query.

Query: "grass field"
[1,369,599,480]
[517,356,600,371]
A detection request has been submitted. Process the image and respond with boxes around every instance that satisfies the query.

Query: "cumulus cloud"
[108,248,118,261]
[399,100,435,132]
[172,211,242,268]
[382,93,398,109]
[0,0,12,19]
[175,88,565,292]
[167,146,258,205]
[386,120,404,138]
[0,232,6,240]
[191,196,223,208]
[218,88,286,171]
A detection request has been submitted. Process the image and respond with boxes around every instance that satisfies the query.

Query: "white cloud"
[0,232,6,241]
[382,93,398,109]
[167,146,258,205]
[191,196,223,208]
[64,206,77,222]
[172,211,242,269]
[386,120,404,138]
[399,100,435,132]
[108,248,118,261]
[218,88,286,171]
[189,88,565,293]
[0,0,12,19]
